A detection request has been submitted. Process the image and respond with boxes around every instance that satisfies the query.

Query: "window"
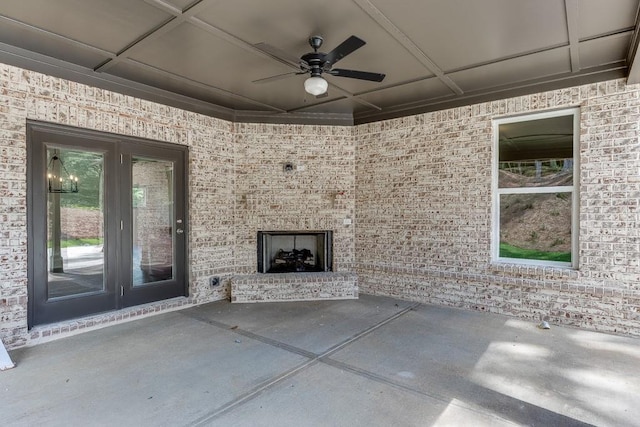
[493,108,579,268]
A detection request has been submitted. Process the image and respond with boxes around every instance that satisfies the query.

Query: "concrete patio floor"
[3,294,640,426]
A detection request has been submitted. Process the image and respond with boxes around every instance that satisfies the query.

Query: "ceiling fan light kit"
[304,76,328,95]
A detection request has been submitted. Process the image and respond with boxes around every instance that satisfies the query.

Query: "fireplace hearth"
[258,231,332,273]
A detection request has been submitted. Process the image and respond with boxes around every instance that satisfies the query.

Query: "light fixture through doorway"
[47,150,78,193]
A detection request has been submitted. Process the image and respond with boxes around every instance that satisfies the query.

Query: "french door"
[27,122,187,327]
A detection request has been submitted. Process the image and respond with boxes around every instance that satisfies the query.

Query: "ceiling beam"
[0,15,114,58]
[627,2,640,84]
[127,58,287,112]
[438,42,569,75]
[351,0,463,96]
[95,0,217,72]
[234,110,354,126]
[565,0,581,73]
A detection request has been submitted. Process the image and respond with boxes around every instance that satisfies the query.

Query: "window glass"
[499,193,572,262]
[498,115,573,188]
[494,110,577,267]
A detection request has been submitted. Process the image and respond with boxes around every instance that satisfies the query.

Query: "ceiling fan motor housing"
[301,52,326,76]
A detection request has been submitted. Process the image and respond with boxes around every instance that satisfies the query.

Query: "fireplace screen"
[258,231,332,273]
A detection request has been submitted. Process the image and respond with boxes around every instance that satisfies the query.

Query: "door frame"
[26,121,189,328]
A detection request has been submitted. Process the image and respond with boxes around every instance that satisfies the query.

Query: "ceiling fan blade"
[323,35,366,66]
[252,71,304,84]
[329,68,386,82]
[253,42,309,69]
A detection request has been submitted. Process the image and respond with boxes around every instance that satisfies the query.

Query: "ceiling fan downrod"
[302,36,325,77]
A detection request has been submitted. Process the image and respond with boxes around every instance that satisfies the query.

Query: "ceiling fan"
[253,35,386,96]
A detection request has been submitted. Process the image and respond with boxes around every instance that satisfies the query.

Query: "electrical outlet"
[210,276,220,287]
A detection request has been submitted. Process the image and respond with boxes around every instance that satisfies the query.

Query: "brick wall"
[1,60,640,349]
[58,208,102,240]
[355,80,640,336]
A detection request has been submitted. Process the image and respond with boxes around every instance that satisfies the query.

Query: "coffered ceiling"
[0,0,638,125]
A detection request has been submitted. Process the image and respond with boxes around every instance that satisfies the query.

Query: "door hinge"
[120,286,124,297]
[120,220,123,230]
[120,154,123,164]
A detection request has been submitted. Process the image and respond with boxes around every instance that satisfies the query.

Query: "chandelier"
[47,151,78,193]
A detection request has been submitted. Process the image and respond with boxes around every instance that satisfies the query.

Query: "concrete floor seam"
[179,310,317,359]
[319,356,523,426]
[318,302,422,359]
[188,358,321,426]
[181,302,420,425]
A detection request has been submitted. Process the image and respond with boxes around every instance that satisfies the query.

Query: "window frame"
[491,108,580,269]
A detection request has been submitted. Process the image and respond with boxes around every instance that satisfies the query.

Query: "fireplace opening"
[258,231,332,273]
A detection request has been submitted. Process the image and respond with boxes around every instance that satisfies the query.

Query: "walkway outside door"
[27,122,187,327]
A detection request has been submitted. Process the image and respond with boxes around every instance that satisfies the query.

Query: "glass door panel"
[46,147,105,299]
[121,141,186,308]
[132,157,174,286]
[28,122,118,327]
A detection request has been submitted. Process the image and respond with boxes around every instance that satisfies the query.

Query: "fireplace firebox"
[258,231,332,273]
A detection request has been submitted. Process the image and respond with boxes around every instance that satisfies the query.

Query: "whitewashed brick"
[1,62,640,349]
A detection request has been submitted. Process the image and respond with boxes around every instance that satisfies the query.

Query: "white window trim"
[492,108,580,269]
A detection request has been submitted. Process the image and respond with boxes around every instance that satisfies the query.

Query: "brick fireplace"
[229,124,358,303]
[231,229,356,302]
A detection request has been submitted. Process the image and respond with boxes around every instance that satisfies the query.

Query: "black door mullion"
[117,149,132,309]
